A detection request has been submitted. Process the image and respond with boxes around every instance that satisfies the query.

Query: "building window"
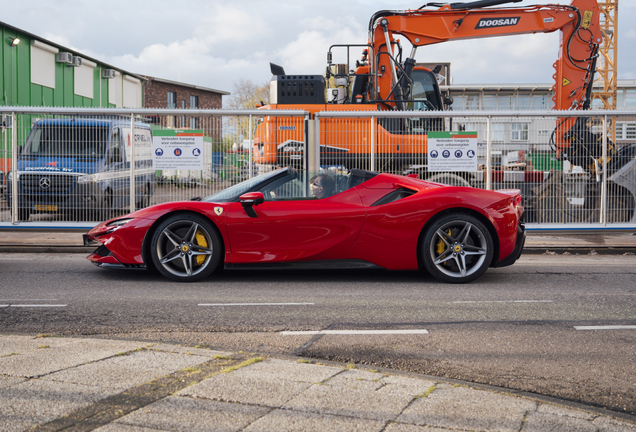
[482,94,497,110]
[516,94,532,110]
[617,122,636,140]
[498,94,513,111]
[190,95,199,109]
[466,94,480,110]
[190,117,199,129]
[451,94,465,110]
[167,92,176,109]
[625,90,636,108]
[532,94,549,110]
[30,41,58,89]
[511,123,529,141]
[491,123,505,142]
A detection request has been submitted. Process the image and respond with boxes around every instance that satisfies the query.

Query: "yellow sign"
[33,205,57,211]
[214,207,223,216]
[563,78,572,87]
[581,10,593,29]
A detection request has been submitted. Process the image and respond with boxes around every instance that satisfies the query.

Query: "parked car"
[84,167,525,284]
[6,118,155,221]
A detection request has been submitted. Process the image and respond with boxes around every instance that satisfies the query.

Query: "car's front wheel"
[150,213,221,282]
[422,213,493,283]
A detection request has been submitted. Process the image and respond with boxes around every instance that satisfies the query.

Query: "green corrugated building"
[1,21,145,108]
[1,21,147,179]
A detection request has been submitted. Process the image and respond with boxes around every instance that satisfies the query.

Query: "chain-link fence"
[2,107,635,227]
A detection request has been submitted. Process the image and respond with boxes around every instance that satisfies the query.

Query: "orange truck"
[253,0,603,178]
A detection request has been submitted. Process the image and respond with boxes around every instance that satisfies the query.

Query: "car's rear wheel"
[150,213,221,282]
[422,213,493,283]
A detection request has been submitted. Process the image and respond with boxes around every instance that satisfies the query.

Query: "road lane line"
[8,304,67,308]
[0,299,58,301]
[574,325,636,330]
[198,303,314,306]
[281,329,429,336]
[452,300,554,304]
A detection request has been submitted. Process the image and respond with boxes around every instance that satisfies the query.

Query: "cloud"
[4,0,635,92]
[195,4,268,43]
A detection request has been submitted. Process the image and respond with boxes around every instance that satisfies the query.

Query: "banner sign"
[428,131,478,172]
[152,129,204,170]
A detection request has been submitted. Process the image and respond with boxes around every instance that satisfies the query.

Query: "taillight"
[513,195,522,207]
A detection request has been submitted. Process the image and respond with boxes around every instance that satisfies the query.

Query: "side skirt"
[225,259,383,271]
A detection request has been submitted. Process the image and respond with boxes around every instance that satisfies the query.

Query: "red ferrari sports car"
[84,167,525,283]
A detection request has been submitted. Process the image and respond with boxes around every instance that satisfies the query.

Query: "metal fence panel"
[315,110,636,226]
[2,107,635,229]
[0,108,305,225]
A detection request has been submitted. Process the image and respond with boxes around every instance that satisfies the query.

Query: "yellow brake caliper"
[195,230,208,265]
[436,229,451,266]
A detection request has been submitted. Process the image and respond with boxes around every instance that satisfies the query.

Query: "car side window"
[259,176,309,201]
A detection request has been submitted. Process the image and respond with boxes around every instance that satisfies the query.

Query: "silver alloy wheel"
[155,219,214,278]
[428,219,488,279]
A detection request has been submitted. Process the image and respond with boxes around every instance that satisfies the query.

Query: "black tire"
[150,213,221,282]
[422,213,494,283]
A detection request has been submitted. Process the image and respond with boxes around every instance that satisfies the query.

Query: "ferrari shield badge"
[214,207,223,216]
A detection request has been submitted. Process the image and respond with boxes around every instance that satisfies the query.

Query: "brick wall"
[143,77,224,109]
[142,76,225,134]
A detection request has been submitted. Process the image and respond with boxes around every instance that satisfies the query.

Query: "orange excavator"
[255,0,600,169]
[253,0,636,222]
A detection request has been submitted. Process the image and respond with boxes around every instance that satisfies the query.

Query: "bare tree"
[226,79,269,110]
[223,79,270,153]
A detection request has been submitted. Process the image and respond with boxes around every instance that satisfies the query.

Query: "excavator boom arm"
[370,0,602,152]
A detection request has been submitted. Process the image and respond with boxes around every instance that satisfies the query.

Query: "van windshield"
[22,125,109,158]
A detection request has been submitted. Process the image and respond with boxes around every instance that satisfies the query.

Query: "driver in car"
[309,173,335,199]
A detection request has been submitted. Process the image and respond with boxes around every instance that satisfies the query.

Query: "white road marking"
[281,329,429,336]
[574,325,636,331]
[4,304,67,308]
[0,299,58,301]
[198,303,314,306]
[452,300,554,304]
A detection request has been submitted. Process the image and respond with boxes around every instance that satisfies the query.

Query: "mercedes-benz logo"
[39,177,51,189]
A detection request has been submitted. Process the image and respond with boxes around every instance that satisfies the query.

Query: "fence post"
[11,112,18,224]
[129,113,136,213]
[248,114,253,178]
[601,114,608,225]
[486,116,492,191]
[306,113,320,173]
[371,116,375,172]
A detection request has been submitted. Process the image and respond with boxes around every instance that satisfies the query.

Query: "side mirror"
[444,95,454,106]
[239,192,265,218]
[239,192,265,206]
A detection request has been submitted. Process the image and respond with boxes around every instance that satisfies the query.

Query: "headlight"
[77,174,98,184]
[7,170,12,181]
[106,218,134,227]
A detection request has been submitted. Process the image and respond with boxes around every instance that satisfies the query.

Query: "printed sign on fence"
[152,129,204,170]
[428,131,478,172]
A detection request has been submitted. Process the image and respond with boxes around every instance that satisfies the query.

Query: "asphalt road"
[1,253,635,416]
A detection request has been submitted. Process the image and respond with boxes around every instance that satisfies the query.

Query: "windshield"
[408,70,440,111]
[203,167,288,203]
[22,125,109,158]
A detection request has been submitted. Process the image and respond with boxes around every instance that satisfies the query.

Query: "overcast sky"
[5,0,635,97]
